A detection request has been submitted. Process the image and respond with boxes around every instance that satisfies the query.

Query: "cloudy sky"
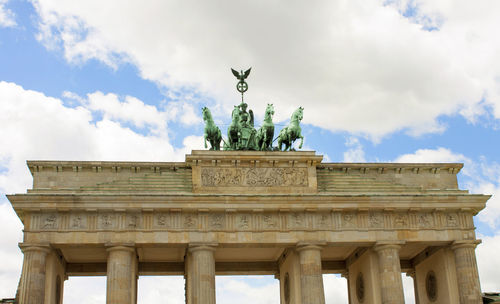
[1,0,500,302]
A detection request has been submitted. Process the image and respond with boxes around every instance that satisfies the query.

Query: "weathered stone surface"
[6,151,491,303]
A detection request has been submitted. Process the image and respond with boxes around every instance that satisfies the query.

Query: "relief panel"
[98,214,117,230]
[40,213,58,230]
[69,214,87,229]
[201,167,308,187]
[261,213,278,230]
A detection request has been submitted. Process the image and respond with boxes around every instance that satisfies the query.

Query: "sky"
[0,0,500,302]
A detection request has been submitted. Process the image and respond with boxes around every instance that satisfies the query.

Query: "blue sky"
[1,0,500,303]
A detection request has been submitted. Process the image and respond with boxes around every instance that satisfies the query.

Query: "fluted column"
[106,245,137,304]
[296,243,325,304]
[18,244,52,304]
[373,242,405,304]
[188,244,217,304]
[451,240,482,304]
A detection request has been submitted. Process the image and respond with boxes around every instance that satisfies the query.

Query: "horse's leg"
[204,133,208,149]
[299,134,304,149]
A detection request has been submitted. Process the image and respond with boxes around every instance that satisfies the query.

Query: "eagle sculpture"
[231,68,252,81]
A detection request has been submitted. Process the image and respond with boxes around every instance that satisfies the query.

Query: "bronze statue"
[203,68,304,152]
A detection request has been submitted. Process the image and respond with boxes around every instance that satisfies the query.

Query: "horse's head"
[231,106,240,121]
[202,107,211,122]
[292,106,303,122]
[266,103,275,116]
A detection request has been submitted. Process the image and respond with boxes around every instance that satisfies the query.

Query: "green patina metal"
[202,107,222,150]
[202,68,304,151]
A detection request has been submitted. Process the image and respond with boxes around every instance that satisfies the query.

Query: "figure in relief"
[43,214,57,228]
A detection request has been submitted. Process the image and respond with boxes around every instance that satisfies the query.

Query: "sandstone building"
[7,151,489,303]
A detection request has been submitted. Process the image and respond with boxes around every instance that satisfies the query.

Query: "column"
[188,244,217,304]
[451,240,482,304]
[296,243,325,304]
[373,242,405,304]
[106,245,138,304]
[18,244,52,304]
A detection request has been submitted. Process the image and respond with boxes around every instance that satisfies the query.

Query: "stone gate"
[7,151,489,303]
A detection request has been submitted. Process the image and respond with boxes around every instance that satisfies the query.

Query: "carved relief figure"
[184,214,196,229]
[446,213,458,227]
[128,214,139,228]
[263,214,277,229]
[100,214,115,229]
[42,214,57,229]
[369,213,383,228]
[71,215,84,229]
[157,214,168,226]
[317,214,329,228]
[343,213,355,228]
[238,214,250,229]
[394,214,408,228]
[418,213,432,228]
[210,214,224,229]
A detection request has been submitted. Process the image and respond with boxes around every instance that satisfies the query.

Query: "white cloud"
[343,137,366,162]
[30,0,500,139]
[216,276,279,304]
[0,0,15,27]
[0,201,23,298]
[394,147,468,163]
[323,274,349,303]
[164,101,202,126]
[477,232,500,292]
[85,91,168,134]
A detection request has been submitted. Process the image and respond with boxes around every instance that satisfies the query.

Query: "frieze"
[31,210,474,232]
[201,167,308,187]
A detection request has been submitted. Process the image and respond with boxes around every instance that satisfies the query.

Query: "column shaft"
[18,244,51,304]
[297,244,325,304]
[106,245,137,304]
[188,245,216,304]
[374,243,405,304]
[452,241,482,304]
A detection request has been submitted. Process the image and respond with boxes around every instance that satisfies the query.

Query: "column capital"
[188,243,218,253]
[105,243,136,253]
[19,243,52,254]
[296,241,326,252]
[373,240,405,252]
[451,239,481,250]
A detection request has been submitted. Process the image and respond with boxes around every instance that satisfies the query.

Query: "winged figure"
[231,68,252,81]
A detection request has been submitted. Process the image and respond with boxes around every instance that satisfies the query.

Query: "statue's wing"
[231,68,240,79]
[243,67,252,79]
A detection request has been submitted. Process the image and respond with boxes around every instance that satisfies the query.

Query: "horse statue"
[277,107,304,151]
[202,107,222,150]
[224,106,240,150]
[256,103,275,151]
